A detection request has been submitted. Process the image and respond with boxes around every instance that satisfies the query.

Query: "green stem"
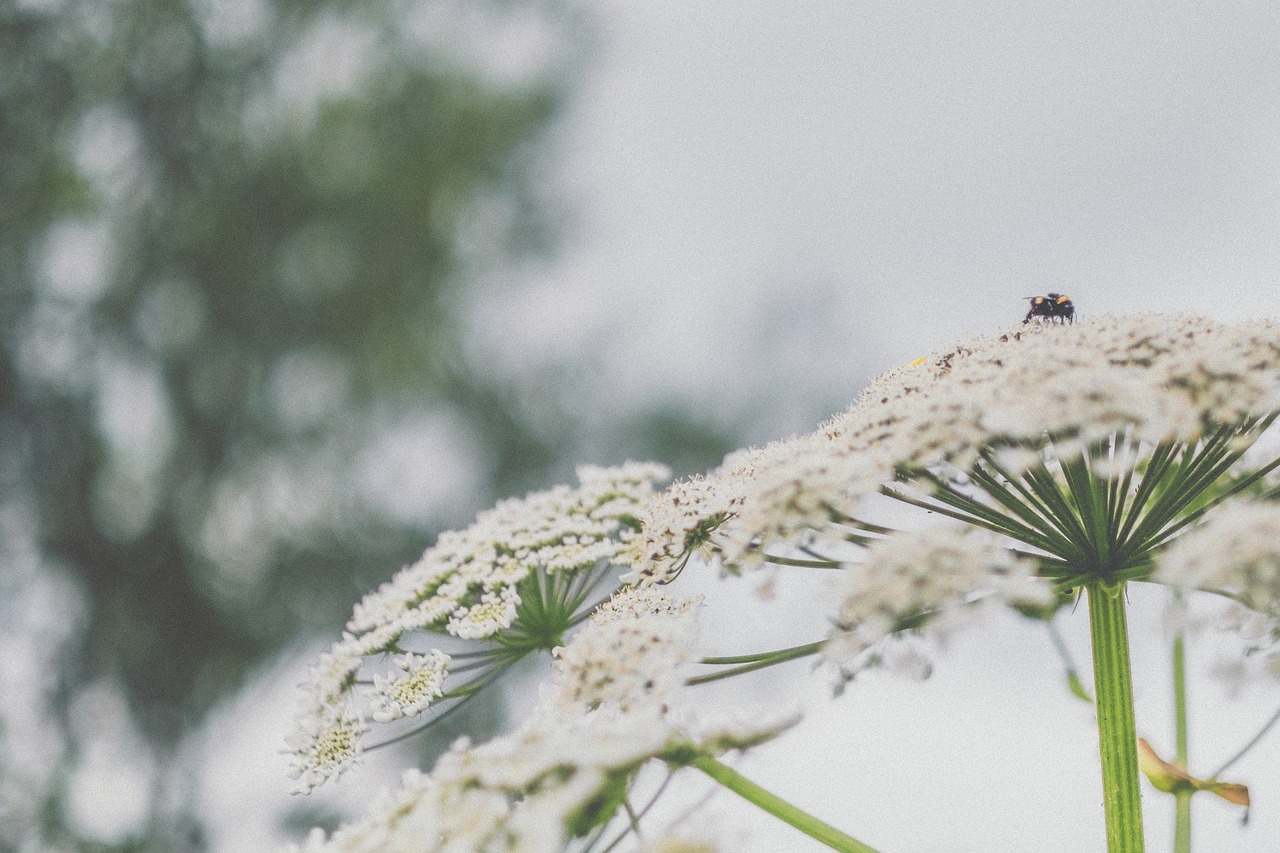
[1087,581,1146,853]
[689,755,881,853]
[687,641,824,686]
[1172,597,1191,853]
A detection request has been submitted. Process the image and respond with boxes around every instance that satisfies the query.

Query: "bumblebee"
[1023,293,1075,324]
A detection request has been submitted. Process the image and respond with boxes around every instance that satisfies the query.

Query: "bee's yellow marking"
[1055,295,1071,304]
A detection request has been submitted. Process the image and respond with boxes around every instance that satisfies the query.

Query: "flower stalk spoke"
[1021,462,1096,560]
[689,755,883,853]
[1112,440,1178,547]
[1057,444,1110,564]
[969,458,1081,555]
[763,553,845,569]
[1123,430,1240,554]
[1141,449,1280,556]
[688,641,825,685]
[910,470,1067,552]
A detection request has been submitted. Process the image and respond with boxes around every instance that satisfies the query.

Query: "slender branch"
[1113,441,1179,549]
[1047,618,1091,702]
[969,457,1080,554]
[762,553,845,569]
[1210,704,1280,780]
[689,755,882,853]
[688,642,825,685]
[699,641,827,667]
[1058,445,1108,563]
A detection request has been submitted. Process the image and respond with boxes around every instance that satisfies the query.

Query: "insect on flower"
[1023,292,1075,324]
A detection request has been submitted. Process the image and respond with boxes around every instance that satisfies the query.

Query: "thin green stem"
[1119,430,1242,562]
[699,641,827,666]
[1113,441,1178,548]
[689,755,882,853]
[1087,581,1146,853]
[762,554,844,569]
[1047,618,1091,702]
[1023,461,1094,558]
[688,641,825,685]
[1210,704,1280,779]
[1172,594,1191,853]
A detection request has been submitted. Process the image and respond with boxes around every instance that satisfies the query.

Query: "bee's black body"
[1023,293,1075,324]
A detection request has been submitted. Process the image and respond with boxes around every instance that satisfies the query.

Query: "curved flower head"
[627,315,1280,665]
[286,462,671,790]
[285,706,370,795]
[549,584,702,714]
[286,707,797,853]
[287,619,799,853]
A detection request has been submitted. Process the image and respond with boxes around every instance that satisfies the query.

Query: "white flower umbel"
[823,525,1052,679]
[284,705,369,794]
[549,585,701,714]
[286,707,798,853]
[286,462,670,791]
[369,650,451,723]
[281,315,1280,853]
[632,315,1280,591]
[627,316,1280,853]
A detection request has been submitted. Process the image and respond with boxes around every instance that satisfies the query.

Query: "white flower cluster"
[1156,499,1280,618]
[823,525,1053,674]
[369,650,451,723]
[347,461,671,639]
[287,707,797,853]
[284,706,370,796]
[549,585,701,714]
[285,462,671,792]
[628,316,1280,579]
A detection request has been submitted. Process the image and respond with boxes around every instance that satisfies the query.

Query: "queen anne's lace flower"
[823,525,1052,675]
[369,650,451,723]
[549,585,701,714]
[348,461,669,637]
[286,707,798,853]
[286,462,671,790]
[629,315,1280,581]
[285,314,1280,848]
[284,705,369,794]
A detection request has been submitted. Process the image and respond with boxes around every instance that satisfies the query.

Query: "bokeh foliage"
[0,0,669,847]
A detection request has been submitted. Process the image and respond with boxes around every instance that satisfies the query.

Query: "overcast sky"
[478,0,1280,438]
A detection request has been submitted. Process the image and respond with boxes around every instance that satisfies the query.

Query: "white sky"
[481,0,1280,436]
[200,4,1280,852]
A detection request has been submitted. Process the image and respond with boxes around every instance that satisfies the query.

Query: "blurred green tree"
[0,0,720,848]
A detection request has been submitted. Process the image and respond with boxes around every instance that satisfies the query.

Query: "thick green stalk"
[1172,620,1191,853]
[689,755,881,853]
[1087,582,1146,853]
